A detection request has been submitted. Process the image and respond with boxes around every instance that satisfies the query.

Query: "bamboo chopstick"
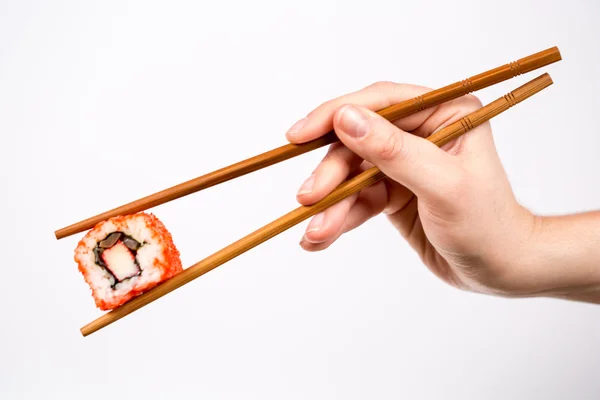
[55,47,561,240]
[80,73,554,337]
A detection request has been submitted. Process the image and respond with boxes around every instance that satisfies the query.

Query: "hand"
[286,81,545,297]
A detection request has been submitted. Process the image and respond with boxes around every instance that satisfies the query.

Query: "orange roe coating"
[74,212,183,310]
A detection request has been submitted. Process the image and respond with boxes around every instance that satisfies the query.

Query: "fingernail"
[338,105,369,138]
[306,212,325,235]
[286,117,308,140]
[297,174,315,196]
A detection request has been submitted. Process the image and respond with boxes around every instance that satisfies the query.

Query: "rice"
[74,212,182,310]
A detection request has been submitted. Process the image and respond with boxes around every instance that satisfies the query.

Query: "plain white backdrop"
[1,0,599,398]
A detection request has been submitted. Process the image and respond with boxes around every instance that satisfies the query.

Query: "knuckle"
[464,94,483,109]
[376,130,406,162]
[366,80,397,94]
[370,80,395,89]
[320,98,336,111]
[308,98,337,118]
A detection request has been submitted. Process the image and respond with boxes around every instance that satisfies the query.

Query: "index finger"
[285,81,437,144]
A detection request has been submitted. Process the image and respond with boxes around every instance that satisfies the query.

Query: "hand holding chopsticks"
[79,68,556,336]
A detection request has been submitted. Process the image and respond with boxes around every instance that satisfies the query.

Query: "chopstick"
[55,47,561,240]
[80,72,554,336]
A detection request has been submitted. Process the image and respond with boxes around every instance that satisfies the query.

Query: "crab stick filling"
[101,241,140,281]
[93,231,142,286]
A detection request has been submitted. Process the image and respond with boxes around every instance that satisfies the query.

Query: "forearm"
[522,211,600,303]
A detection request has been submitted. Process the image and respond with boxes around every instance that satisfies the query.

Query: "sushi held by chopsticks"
[57,47,561,335]
[74,213,182,310]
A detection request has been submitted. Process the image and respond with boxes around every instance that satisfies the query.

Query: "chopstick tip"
[539,72,554,86]
[553,46,562,61]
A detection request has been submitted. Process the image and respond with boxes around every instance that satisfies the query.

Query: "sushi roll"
[74,212,182,310]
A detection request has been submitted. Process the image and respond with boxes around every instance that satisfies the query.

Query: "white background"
[1,0,599,399]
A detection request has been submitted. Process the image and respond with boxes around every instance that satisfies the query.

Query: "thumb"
[333,104,460,200]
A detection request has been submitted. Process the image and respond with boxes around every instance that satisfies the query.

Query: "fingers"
[299,164,418,251]
[286,82,439,144]
[332,104,463,202]
[300,181,388,252]
[301,193,359,245]
[296,142,363,205]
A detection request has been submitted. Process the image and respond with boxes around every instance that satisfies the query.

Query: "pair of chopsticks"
[56,46,562,336]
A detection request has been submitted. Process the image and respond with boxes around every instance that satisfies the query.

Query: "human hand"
[286,81,541,297]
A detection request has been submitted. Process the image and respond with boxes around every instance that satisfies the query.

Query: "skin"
[286,81,600,303]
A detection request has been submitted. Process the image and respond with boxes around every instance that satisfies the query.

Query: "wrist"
[509,211,600,301]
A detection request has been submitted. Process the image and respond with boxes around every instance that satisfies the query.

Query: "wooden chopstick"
[55,47,561,240]
[80,73,554,336]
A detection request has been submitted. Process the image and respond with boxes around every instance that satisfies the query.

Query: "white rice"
[74,214,166,305]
